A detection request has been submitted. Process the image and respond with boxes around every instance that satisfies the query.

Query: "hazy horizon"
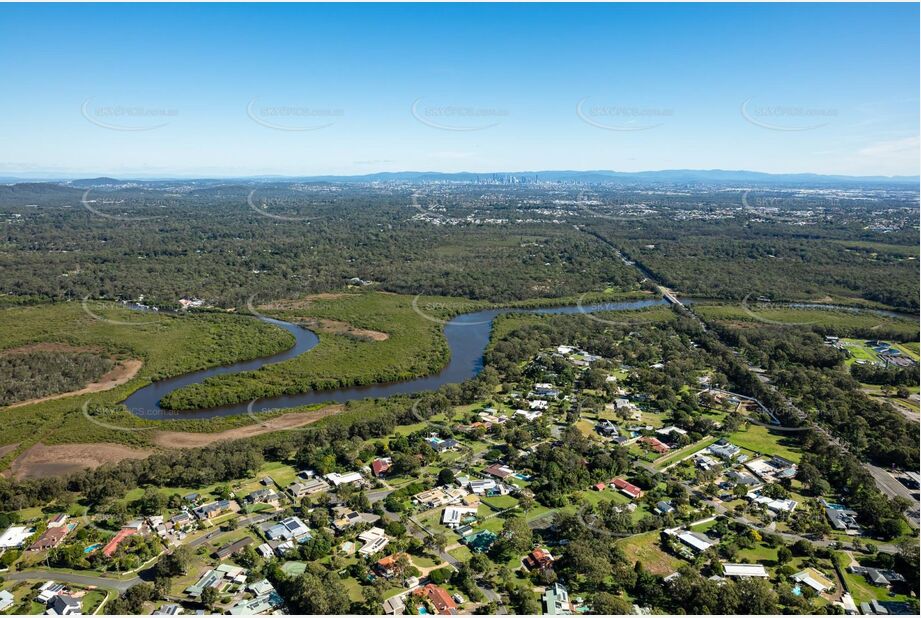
[1,2,919,178]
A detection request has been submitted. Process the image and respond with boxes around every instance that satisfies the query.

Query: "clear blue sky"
[1,2,918,177]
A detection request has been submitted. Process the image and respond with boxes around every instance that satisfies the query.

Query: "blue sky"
[0,2,918,177]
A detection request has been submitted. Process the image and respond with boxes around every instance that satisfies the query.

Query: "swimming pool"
[83,543,102,554]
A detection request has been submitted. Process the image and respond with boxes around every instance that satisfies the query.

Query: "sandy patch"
[6,442,152,480]
[151,404,343,448]
[3,359,143,410]
[297,317,388,341]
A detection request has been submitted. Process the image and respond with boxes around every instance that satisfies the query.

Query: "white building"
[325,471,363,487]
[0,525,34,549]
[723,563,769,578]
[358,527,389,556]
[442,505,479,529]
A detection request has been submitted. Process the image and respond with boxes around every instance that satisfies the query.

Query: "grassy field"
[618,531,685,575]
[728,423,803,463]
[840,338,881,366]
[0,302,294,455]
[653,436,719,470]
[695,304,918,341]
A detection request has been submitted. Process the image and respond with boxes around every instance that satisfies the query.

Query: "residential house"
[375,553,409,578]
[826,505,862,534]
[185,564,247,598]
[228,591,284,615]
[288,477,330,498]
[793,568,834,593]
[523,547,554,571]
[102,520,147,558]
[46,594,81,616]
[358,527,389,556]
[325,471,363,487]
[727,470,761,487]
[244,488,281,507]
[371,458,393,477]
[746,492,797,515]
[675,530,715,554]
[656,426,688,440]
[723,563,769,578]
[0,525,34,549]
[415,584,457,615]
[708,441,741,460]
[849,566,906,588]
[533,383,559,396]
[596,420,619,437]
[28,525,70,551]
[382,594,406,615]
[656,501,675,515]
[746,456,798,483]
[193,499,235,521]
[36,582,66,604]
[413,487,467,508]
[610,478,643,500]
[484,463,515,480]
[442,505,478,529]
[0,590,14,613]
[543,582,573,615]
[266,517,311,542]
[640,436,670,454]
[47,514,68,529]
[514,409,542,422]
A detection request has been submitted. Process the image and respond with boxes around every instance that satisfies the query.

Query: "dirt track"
[151,404,343,448]
[3,359,143,410]
[6,442,152,480]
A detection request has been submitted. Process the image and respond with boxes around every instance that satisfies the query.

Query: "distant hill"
[3,169,918,189]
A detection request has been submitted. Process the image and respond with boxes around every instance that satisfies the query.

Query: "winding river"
[124,299,667,420]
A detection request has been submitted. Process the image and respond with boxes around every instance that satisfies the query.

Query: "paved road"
[4,569,141,593]
[866,464,920,527]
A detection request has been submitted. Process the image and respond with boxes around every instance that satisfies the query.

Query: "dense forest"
[2,181,916,311]
[0,349,114,405]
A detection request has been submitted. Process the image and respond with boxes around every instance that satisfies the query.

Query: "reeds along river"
[124,300,668,420]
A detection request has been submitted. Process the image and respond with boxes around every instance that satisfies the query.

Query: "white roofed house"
[442,505,479,529]
[325,471,364,487]
[723,563,769,578]
[672,530,715,554]
[358,527,390,556]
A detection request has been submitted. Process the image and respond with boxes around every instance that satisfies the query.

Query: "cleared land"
[151,405,343,447]
[5,442,152,480]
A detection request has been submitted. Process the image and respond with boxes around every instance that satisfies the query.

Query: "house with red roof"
[640,436,671,454]
[415,583,457,615]
[610,478,643,500]
[524,547,554,571]
[371,457,393,477]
